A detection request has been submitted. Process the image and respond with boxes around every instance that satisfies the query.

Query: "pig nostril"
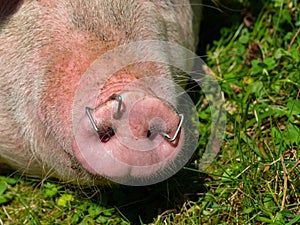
[98,127,115,143]
[147,130,152,138]
[146,128,160,140]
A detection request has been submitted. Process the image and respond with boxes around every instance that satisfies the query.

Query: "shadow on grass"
[85,169,208,224]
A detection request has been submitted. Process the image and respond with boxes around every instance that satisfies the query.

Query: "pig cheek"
[38,32,114,148]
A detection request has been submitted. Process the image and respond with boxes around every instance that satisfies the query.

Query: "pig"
[0,0,202,186]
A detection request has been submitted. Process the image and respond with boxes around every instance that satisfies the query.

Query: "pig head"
[0,0,202,185]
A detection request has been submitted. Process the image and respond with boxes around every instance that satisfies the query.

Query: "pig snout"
[74,90,185,184]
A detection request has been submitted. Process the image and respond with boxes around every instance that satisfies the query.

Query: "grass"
[1,0,299,224]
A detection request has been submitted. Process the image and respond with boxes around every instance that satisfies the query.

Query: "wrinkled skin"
[0,0,202,185]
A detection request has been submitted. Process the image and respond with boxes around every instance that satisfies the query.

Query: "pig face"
[0,0,202,185]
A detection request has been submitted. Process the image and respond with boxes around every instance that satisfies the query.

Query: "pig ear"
[0,0,23,22]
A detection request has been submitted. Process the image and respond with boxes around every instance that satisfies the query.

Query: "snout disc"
[73,75,199,186]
